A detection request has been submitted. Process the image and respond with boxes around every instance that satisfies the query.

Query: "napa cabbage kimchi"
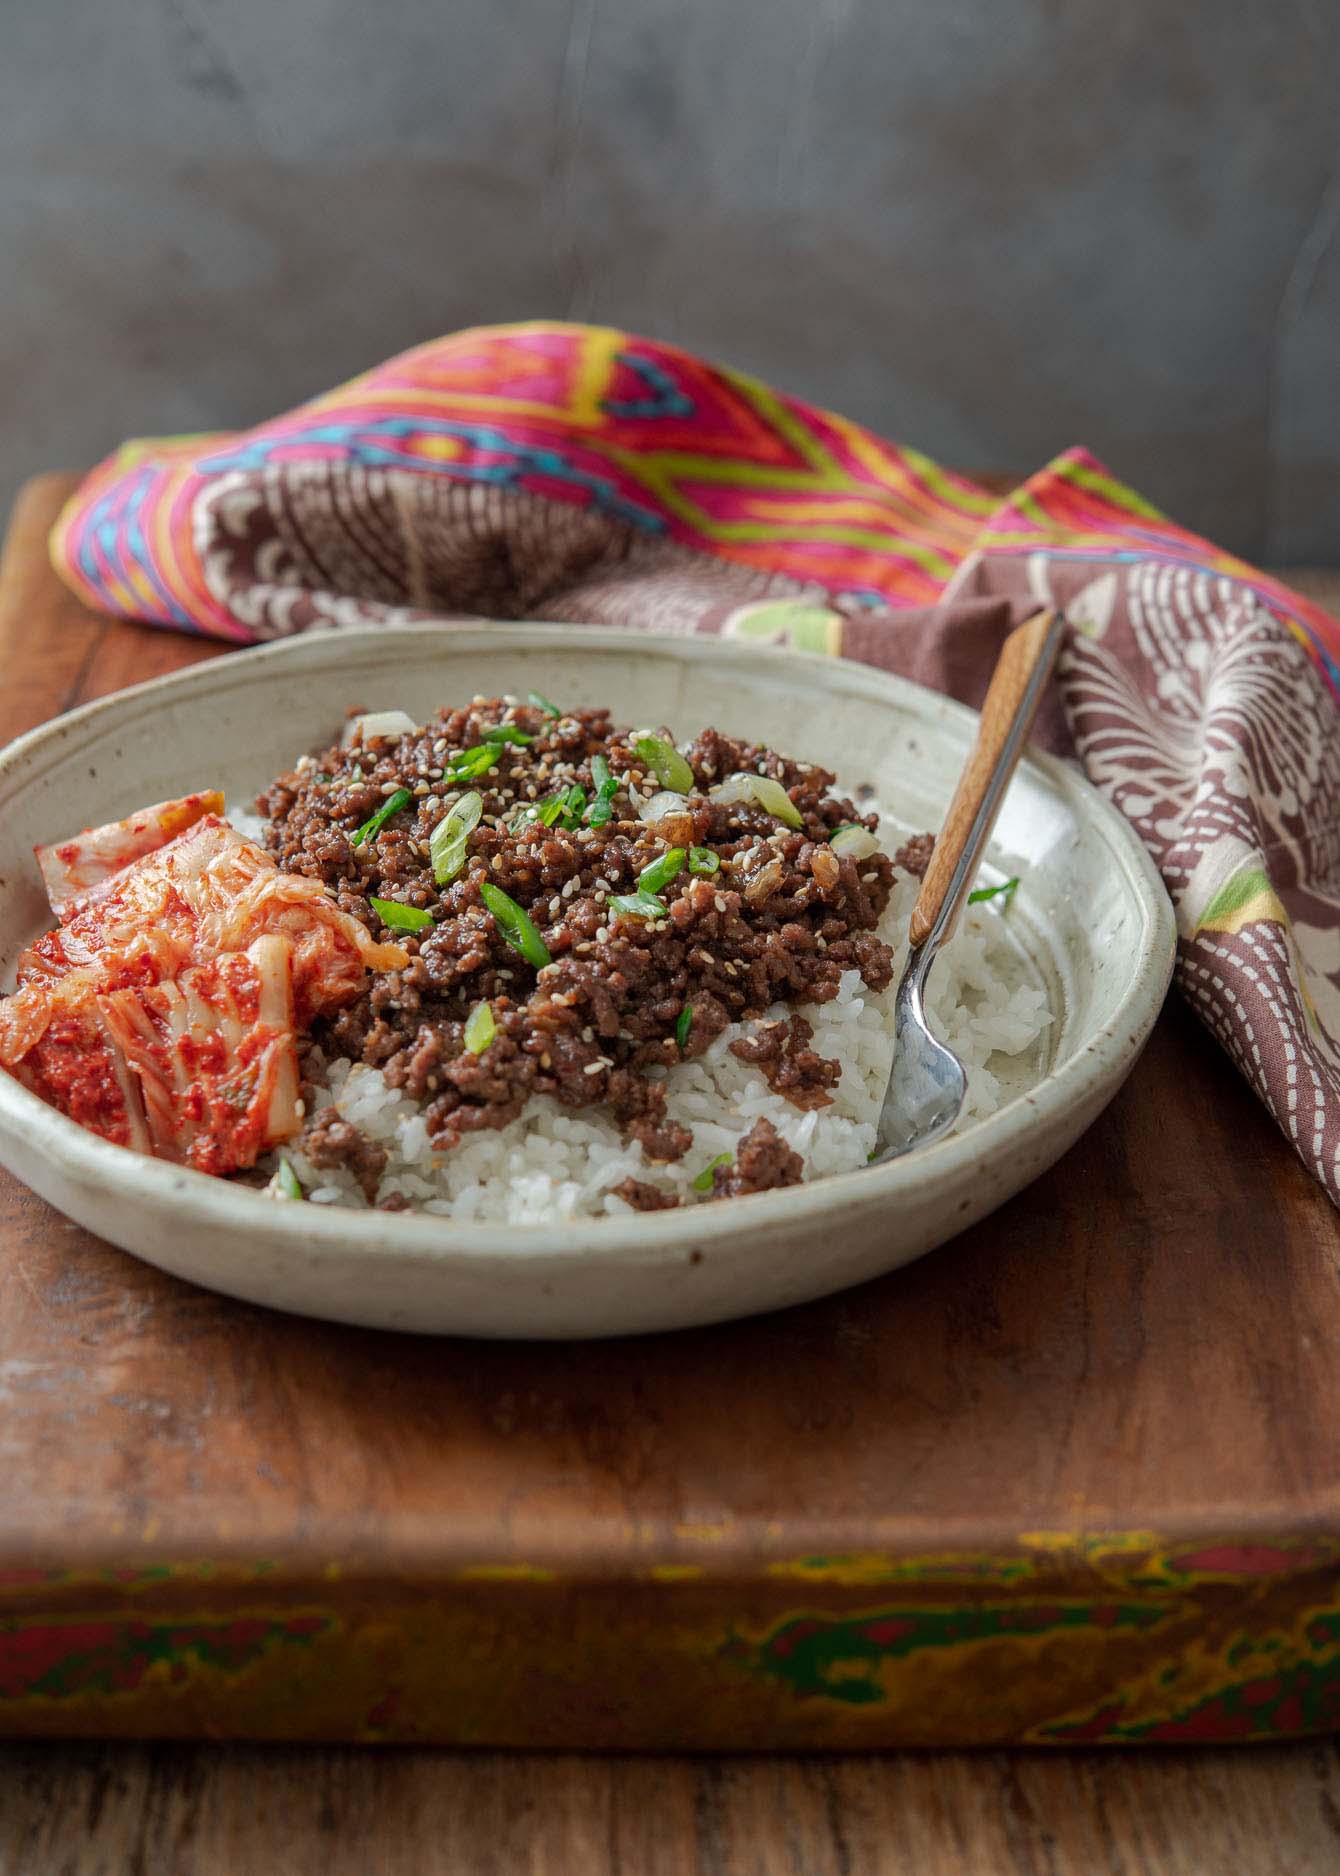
[0,794,405,1175]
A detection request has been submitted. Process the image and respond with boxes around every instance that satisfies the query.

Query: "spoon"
[873,607,1064,1162]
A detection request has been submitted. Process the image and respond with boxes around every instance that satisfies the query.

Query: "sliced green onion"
[710,772,802,829]
[273,1156,304,1202]
[632,731,694,794]
[638,848,686,895]
[584,754,621,828]
[429,790,483,885]
[463,1000,496,1054]
[829,823,881,861]
[607,889,668,921]
[675,1004,693,1049]
[560,783,587,829]
[687,846,720,876]
[511,794,568,832]
[480,881,552,968]
[968,875,1021,908]
[447,744,502,782]
[352,786,412,847]
[528,689,561,719]
[369,896,433,932]
[692,1152,732,1193]
[482,723,534,747]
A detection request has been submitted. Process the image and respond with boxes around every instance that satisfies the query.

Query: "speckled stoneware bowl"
[0,626,1174,1338]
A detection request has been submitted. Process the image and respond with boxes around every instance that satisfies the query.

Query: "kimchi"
[0,794,406,1175]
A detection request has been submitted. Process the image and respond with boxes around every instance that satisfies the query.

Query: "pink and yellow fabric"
[49,321,1340,1202]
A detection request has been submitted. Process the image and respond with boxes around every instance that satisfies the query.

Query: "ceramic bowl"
[0,626,1174,1337]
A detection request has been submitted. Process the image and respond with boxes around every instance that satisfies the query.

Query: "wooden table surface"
[2,473,1340,1872]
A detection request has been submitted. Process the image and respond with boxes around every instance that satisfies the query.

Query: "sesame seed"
[433,739,449,757]
[379,781,400,796]
[595,926,610,943]
[294,1098,306,1118]
[582,1060,605,1076]
[714,895,727,913]
[575,943,592,955]
[581,1025,594,1041]
[413,782,429,797]
[540,1051,553,1068]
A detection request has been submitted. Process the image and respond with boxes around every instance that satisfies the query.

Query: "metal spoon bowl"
[872,608,1064,1163]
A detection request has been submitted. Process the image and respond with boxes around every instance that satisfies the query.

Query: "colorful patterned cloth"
[51,322,1340,1203]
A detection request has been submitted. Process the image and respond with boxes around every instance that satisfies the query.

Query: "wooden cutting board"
[0,472,1337,1749]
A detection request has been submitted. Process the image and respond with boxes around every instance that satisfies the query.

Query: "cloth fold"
[49,321,1340,1203]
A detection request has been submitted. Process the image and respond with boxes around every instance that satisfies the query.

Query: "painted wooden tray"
[0,474,1337,1748]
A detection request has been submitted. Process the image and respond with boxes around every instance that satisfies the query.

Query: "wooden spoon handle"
[907,608,1063,951]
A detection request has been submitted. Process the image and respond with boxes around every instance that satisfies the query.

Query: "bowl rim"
[0,621,1176,1265]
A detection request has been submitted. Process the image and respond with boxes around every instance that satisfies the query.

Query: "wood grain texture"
[3,1740,1340,1876]
[908,607,1059,949]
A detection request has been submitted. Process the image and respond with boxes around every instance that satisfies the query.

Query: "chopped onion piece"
[829,824,880,860]
[342,710,417,747]
[632,732,694,794]
[352,787,412,848]
[692,1152,731,1193]
[607,889,667,921]
[270,1156,305,1202]
[637,790,687,824]
[638,848,685,895]
[968,875,1021,908]
[430,790,483,884]
[709,773,803,829]
[369,896,433,932]
[463,1000,496,1054]
[480,882,552,968]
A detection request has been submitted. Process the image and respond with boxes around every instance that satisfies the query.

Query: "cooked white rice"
[237,800,1051,1222]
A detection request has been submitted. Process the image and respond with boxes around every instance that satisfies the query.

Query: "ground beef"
[728,1014,839,1109]
[300,1111,388,1204]
[710,1117,805,1197]
[610,1177,682,1212]
[894,831,935,878]
[257,698,924,1182]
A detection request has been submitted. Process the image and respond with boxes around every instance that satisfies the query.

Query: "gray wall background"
[3,0,1339,562]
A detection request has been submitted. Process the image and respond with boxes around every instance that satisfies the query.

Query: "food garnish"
[968,876,1021,908]
[638,848,686,895]
[692,1153,732,1192]
[430,790,483,884]
[829,824,880,860]
[480,882,552,968]
[632,731,694,794]
[463,1001,496,1053]
[352,787,413,848]
[607,890,668,921]
[369,896,433,932]
[709,772,803,829]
